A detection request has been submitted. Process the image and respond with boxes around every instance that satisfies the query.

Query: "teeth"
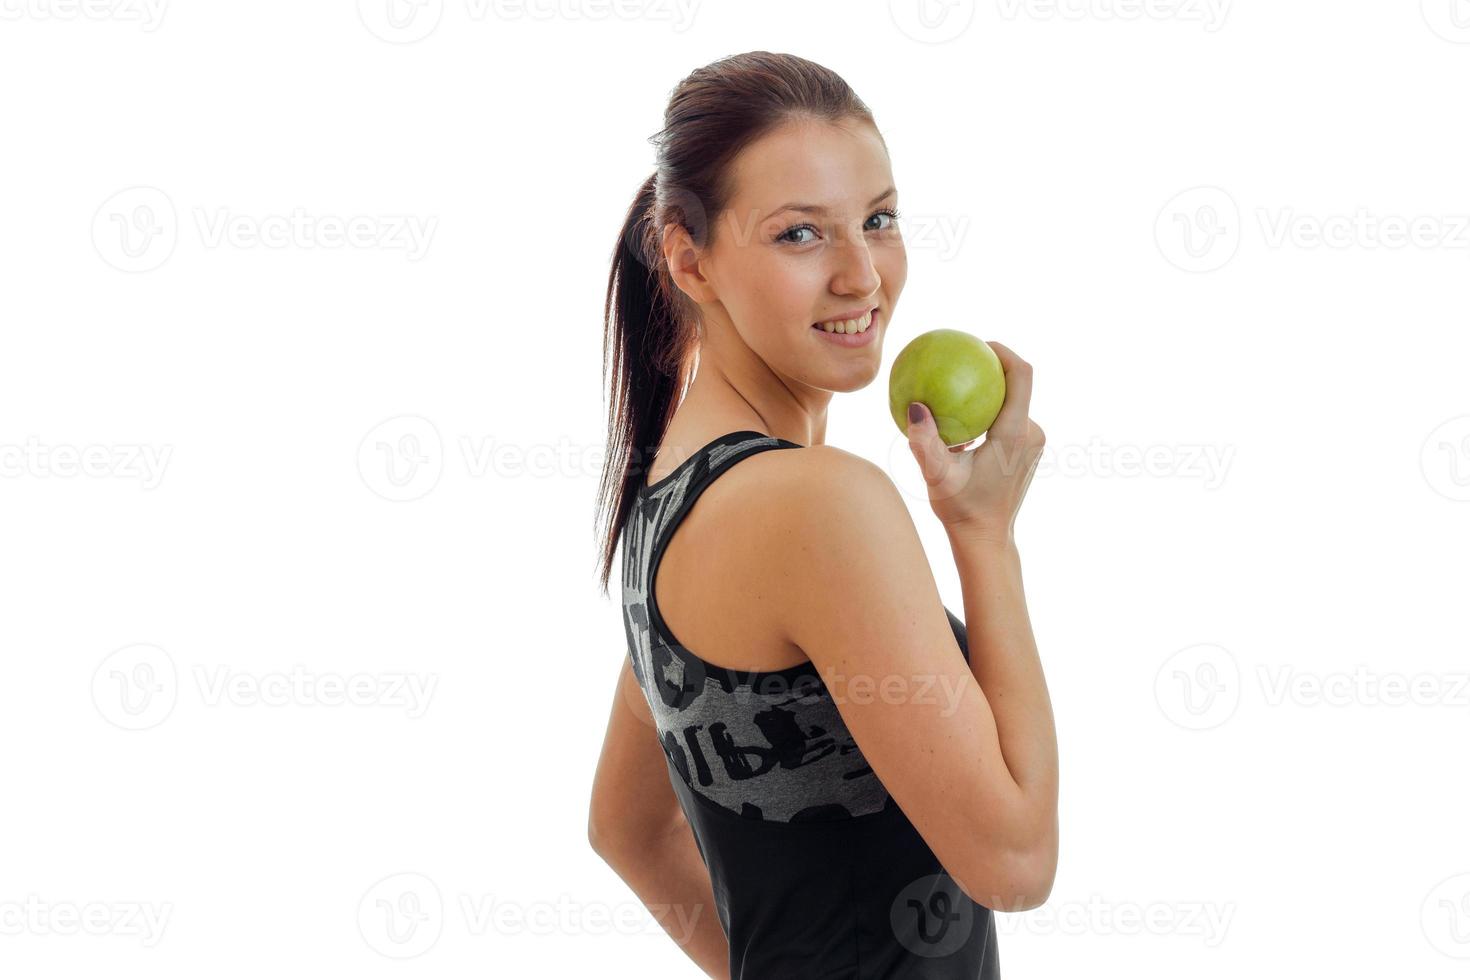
[816,310,873,334]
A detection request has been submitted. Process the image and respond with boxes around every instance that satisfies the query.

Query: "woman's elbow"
[956,842,1057,913]
[587,807,631,861]
[1005,850,1057,911]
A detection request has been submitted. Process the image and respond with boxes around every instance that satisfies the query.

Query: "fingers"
[983,340,1033,445]
[906,401,953,486]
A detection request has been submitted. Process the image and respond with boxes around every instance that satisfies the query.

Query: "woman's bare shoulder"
[757,441,897,495]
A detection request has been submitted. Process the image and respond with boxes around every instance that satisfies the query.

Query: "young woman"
[588,51,1057,979]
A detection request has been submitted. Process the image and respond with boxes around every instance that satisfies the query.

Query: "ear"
[661,222,718,306]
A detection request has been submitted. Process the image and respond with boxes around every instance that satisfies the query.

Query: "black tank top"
[619,430,1000,979]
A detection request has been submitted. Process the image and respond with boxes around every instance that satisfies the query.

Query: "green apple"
[888,329,1006,445]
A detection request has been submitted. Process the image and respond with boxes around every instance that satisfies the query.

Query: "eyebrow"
[768,186,896,219]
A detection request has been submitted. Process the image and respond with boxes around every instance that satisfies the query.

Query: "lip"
[813,305,878,327]
[811,307,879,347]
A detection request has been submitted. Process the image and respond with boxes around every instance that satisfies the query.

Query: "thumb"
[906,402,945,486]
[906,401,930,438]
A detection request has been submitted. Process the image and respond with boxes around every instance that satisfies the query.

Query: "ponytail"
[593,172,695,595]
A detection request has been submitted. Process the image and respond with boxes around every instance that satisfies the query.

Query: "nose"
[830,229,881,299]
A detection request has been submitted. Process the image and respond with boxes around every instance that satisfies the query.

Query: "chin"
[828,362,883,394]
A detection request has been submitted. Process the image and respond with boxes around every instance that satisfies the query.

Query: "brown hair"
[594,50,876,596]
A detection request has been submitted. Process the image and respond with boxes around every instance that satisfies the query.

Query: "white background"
[2,0,1468,976]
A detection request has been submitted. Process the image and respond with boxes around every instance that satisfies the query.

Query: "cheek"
[753,259,825,317]
[878,245,908,292]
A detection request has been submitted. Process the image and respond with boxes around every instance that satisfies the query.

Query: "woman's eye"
[867,208,900,232]
[777,225,817,245]
[777,209,900,245]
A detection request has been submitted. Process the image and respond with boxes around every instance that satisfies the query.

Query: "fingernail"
[908,402,923,424]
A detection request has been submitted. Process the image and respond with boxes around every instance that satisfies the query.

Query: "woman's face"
[699,116,907,393]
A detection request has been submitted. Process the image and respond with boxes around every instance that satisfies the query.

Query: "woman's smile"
[810,306,879,347]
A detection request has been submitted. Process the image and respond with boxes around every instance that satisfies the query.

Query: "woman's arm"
[947,529,1059,905]
[588,657,730,978]
[593,811,731,979]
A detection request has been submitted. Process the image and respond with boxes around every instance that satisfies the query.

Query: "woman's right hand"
[904,340,1046,544]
